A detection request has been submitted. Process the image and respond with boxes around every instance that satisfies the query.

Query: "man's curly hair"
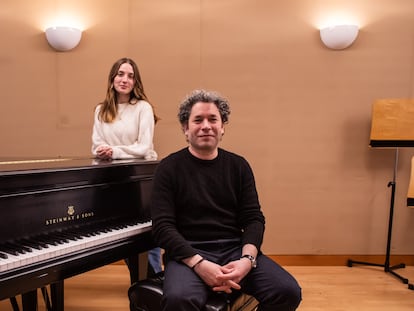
[178,89,231,126]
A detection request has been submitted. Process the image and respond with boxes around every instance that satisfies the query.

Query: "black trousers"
[162,239,302,311]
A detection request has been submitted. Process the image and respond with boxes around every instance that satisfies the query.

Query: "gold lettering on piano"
[81,212,94,218]
[45,205,95,226]
[45,216,75,225]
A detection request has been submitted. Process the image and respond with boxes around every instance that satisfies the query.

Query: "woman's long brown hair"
[97,57,159,123]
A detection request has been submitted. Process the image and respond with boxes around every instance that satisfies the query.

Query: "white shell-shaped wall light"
[45,26,82,52]
[320,24,359,50]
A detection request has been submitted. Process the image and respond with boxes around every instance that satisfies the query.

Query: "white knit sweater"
[91,100,157,160]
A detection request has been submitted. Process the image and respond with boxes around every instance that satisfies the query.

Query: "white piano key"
[0,221,151,273]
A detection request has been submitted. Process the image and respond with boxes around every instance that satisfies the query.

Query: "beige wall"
[1,0,414,256]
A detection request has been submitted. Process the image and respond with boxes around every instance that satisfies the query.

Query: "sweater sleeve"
[151,156,198,260]
[91,105,109,156]
[238,157,265,251]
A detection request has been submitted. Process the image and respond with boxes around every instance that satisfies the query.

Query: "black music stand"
[347,99,414,290]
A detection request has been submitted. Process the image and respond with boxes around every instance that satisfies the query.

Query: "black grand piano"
[0,157,158,311]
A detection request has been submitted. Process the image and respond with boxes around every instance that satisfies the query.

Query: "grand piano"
[0,157,158,310]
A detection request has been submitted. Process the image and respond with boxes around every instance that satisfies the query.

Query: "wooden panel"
[370,99,414,147]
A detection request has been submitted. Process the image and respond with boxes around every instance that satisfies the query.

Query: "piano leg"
[21,290,37,311]
[14,282,64,311]
[40,287,52,311]
[9,297,19,311]
[126,255,139,284]
[138,252,149,281]
[126,252,149,284]
[50,281,64,311]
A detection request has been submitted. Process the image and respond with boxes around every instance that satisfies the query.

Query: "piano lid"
[0,157,158,173]
[0,157,159,196]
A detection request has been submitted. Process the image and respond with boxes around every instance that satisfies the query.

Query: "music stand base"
[348,150,413,290]
[347,259,413,289]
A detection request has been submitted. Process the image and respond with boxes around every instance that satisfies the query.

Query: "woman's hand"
[144,150,158,160]
[96,146,113,160]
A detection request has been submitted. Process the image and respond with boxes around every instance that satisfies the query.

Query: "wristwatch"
[240,254,257,268]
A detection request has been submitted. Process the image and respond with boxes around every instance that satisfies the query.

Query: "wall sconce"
[320,24,359,50]
[45,26,82,52]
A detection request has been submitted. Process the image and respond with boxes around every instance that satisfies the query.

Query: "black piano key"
[80,226,101,236]
[81,231,94,237]
[111,225,125,231]
[3,242,28,255]
[52,232,70,243]
[13,242,33,253]
[35,235,59,246]
[0,252,8,259]
[51,238,66,245]
[106,220,126,229]
[100,228,111,233]
[66,229,90,238]
[65,227,91,238]
[20,238,43,250]
[62,232,80,241]
[59,231,80,241]
[0,245,19,256]
[54,237,66,245]
[45,232,68,245]
[26,237,50,249]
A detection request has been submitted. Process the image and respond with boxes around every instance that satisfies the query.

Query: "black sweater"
[151,147,265,261]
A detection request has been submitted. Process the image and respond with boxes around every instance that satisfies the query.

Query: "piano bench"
[128,272,258,311]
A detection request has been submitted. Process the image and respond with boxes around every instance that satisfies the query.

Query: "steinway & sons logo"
[45,205,95,225]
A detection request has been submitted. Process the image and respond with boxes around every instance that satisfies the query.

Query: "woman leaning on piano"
[91,57,162,276]
[91,57,159,161]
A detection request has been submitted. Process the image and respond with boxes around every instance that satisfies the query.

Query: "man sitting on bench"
[151,89,302,311]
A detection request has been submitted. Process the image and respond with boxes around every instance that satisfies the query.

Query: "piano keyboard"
[0,220,152,273]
